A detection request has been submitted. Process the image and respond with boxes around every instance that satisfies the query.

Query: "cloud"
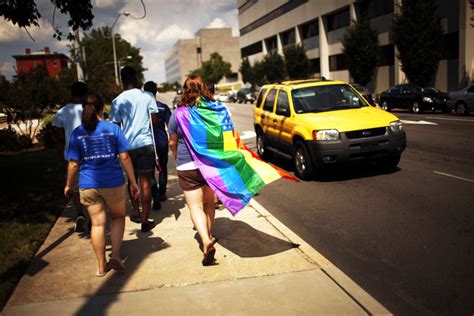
[155,24,194,43]
[0,20,27,42]
[206,17,227,29]
[0,61,15,74]
[92,0,118,8]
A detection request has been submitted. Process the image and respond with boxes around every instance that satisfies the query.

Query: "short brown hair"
[179,75,214,107]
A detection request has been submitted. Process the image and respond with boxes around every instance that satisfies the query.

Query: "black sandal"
[202,247,216,266]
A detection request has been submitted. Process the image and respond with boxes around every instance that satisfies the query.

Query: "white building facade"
[238,0,474,93]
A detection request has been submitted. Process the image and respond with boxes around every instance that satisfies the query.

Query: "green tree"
[0,0,94,40]
[341,18,379,86]
[392,0,445,87]
[253,52,286,85]
[77,26,145,102]
[239,57,254,85]
[284,44,312,80]
[189,52,232,84]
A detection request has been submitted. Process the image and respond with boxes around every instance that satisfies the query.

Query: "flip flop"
[202,247,216,266]
[96,263,111,277]
[109,257,126,271]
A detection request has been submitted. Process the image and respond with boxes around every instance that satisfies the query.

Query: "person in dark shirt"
[144,81,172,210]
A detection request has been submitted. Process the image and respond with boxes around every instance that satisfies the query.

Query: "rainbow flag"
[175,97,296,215]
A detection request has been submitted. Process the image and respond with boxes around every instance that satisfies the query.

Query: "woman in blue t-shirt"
[65,93,140,277]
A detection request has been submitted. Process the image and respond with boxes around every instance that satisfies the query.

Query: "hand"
[130,183,140,199]
[64,185,71,198]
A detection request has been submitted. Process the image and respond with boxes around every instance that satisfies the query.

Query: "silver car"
[447,84,474,115]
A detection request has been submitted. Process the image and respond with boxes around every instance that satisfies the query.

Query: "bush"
[0,129,20,152]
[18,135,33,149]
[37,122,57,149]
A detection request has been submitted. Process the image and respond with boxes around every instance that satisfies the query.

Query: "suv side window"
[255,88,267,108]
[467,86,474,93]
[263,89,277,112]
[276,90,290,117]
[390,86,400,93]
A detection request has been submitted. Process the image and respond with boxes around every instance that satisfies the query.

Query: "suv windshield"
[292,84,368,113]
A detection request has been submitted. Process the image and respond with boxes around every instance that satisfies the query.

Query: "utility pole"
[74,29,85,81]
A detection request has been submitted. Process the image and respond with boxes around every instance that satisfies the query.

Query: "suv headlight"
[422,96,433,103]
[389,120,403,133]
[313,129,339,141]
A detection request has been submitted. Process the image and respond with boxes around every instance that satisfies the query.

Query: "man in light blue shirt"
[110,66,158,232]
[53,81,89,233]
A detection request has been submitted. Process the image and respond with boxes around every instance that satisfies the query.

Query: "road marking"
[400,119,438,125]
[424,116,474,123]
[240,130,256,140]
[433,171,474,183]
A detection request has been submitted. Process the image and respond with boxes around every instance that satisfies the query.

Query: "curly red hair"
[179,75,215,106]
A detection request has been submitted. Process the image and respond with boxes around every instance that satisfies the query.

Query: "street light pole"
[111,12,130,86]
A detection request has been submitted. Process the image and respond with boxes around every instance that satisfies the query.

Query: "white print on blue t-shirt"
[78,132,116,161]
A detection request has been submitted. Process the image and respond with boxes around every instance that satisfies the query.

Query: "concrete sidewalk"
[3,167,390,315]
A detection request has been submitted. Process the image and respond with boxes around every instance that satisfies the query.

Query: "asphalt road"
[225,102,474,315]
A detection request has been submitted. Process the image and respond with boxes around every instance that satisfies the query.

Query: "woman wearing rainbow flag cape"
[169,76,293,266]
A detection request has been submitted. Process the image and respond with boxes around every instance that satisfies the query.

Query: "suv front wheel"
[293,141,313,180]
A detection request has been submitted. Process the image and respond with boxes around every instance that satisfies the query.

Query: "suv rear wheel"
[256,131,271,159]
[293,141,313,180]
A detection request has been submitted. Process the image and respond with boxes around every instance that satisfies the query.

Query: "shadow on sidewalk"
[73,233,169,316]
[211,218,299,258]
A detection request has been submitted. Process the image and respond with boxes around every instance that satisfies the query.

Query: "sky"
[0,0,239,83]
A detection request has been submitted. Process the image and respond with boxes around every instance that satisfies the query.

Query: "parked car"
[172,95,180,109]
[447,84,474,115]
[254,79,407,180]
[237,88,256,103]
[351,83,376,106]
[227,90,238,103]
[215,92,229,102]
[379,84,448,113]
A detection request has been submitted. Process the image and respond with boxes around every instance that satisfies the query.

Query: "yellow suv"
[254,79,407,180]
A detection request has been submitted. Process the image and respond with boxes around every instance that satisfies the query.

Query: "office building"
[165,28,241,85]
[238,0,474,92]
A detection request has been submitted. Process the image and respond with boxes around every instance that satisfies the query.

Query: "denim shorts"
[128,145,155,173]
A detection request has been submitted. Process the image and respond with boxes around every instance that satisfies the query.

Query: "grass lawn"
[0,149,65,310]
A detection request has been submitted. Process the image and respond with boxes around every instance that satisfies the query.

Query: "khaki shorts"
[79,184,127,206]
[177,169,207,191]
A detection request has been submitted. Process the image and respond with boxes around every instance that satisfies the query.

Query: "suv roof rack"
[267,77,331,86]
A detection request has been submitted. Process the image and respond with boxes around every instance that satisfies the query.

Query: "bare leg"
[203,185,216,239]
[87,202,107,274]
[128,182,141,217]
[183,187,213,253]
[139,172,153,223]
[107,196,126,262]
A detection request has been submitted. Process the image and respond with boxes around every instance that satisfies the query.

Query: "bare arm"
[169,133,178,160]
[64,160,79,197]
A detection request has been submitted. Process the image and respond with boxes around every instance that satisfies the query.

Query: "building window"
[378,44,394,66]
[239,0,307,36]
[329,54,347,71]
[241,41,263,58]
[299,19,318,40]
[441,32,459,60]
[310,58,320,74]
[360,0,394,19]
[280,28,295,48]
[326,7,350,32]
[265,36,278,54]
